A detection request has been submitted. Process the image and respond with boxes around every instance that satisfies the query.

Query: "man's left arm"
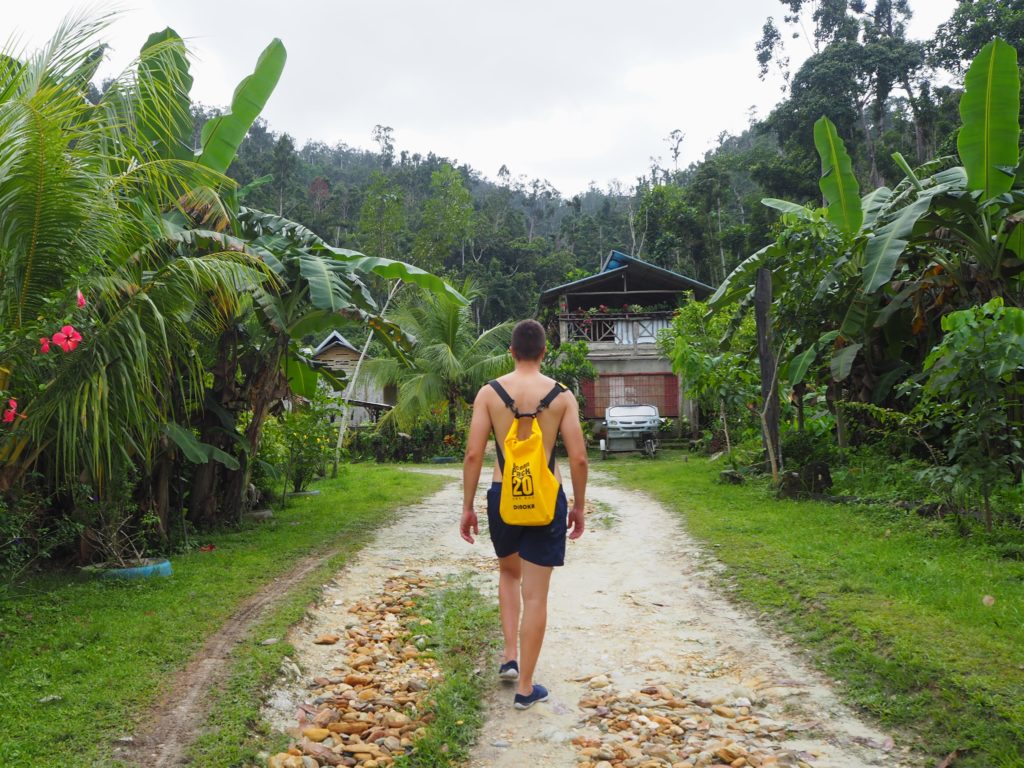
[461,387,492,544]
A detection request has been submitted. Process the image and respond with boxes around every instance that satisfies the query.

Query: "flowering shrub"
[255,392,336,494]
[281,405,334,492]
[1,289,88,433]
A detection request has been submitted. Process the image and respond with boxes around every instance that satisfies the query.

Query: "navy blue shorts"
[486,482,568,567]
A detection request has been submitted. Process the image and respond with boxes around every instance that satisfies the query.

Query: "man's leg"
[516,559,553,696]
[497,553,522,663]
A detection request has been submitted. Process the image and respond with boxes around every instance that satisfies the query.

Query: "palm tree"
[0,14,262,510]
[368,281,514,434]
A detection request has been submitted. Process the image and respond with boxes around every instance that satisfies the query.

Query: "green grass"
[602,453,1024,768]
[0,466,446,766]
[397,577,500,768]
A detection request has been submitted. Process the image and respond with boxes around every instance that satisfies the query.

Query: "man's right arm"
[559,394,588,539]
[461,387,493,543]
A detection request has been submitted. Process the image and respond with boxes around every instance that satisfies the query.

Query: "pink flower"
[52,325,82,352]
[76,289,86,309]
[39,337,50,353]
[3,399,17,423]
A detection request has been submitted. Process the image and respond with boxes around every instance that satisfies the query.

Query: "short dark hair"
[511,319,546,361]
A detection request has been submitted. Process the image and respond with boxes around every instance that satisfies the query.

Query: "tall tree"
[414,163,475,271]
[358,172,406,261]
[931,0,1024,72]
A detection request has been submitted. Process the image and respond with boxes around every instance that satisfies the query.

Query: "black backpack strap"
[489,381,567,475]
[537,382,568,413]
[488,380,519,416]
[489,381,512,473]
[541,384,567,472]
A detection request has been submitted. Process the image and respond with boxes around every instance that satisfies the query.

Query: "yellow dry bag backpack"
[489,380,567,526]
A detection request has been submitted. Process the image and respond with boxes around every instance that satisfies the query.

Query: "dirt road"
[265,466,918,767]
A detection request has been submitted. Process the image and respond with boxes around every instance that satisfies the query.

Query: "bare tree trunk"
[859,103,884,188]
[795,382,806,432]
[152,439,172,542]
[331,282,402,476]
[828,380,848,450]
[719,400,732,454]
[221,338,289,523]
[188,329,239,527]
[755,268,781,483]
[717,197,727,283]
[900,76,928,163]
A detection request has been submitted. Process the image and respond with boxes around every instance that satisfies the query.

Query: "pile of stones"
[267,575,440,768]
[572,679,819,768]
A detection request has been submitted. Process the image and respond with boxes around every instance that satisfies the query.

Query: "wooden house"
[312,331,395,425]
[538,251,713,427]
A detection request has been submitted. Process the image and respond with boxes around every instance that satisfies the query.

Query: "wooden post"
[754,268,781,482]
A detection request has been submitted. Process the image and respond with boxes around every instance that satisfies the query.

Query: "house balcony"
[558,312,673,359]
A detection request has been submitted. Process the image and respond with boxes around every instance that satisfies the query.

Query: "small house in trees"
[312,331,395,425]
[538,251,713,427]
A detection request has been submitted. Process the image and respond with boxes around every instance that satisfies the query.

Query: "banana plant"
[715,39,1024,407]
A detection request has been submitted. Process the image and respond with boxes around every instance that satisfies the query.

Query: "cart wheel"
[601,448,608,460]
[644,438,656,458]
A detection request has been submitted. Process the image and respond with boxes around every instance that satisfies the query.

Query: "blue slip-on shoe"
[499,660,519,681]
[514,684,549,710]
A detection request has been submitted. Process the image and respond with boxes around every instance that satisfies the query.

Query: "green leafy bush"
[345,416,464,463]
[0,492,79,589]
[911,299,1024,529]
[780,428,838,468]
[830,445,940,505]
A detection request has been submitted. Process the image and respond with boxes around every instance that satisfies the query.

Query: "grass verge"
[0,465,447,766]
[397,577,500,767]
[601,453,1024,768]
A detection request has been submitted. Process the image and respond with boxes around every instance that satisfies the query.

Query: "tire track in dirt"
[116,544,351,768]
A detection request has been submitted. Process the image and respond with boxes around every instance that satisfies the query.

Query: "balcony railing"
[559,312,673,347]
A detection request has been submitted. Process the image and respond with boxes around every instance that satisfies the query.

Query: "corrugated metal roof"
[539,251,713,305]
[313,330,359,356]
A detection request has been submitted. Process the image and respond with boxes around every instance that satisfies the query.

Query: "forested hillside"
[201,0,1023,327]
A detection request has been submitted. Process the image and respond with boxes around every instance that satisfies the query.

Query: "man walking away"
[460,319,589,709]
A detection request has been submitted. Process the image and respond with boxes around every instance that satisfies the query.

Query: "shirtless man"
[460,319,589,709]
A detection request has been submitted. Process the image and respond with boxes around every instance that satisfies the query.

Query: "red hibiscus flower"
[52,325,82,352]
[39,337,50,354]
[76,289,87,309]
[2,399,17,423]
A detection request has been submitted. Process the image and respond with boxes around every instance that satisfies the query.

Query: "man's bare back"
[482,370,572,484]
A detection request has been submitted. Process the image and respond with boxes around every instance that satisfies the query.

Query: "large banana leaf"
[137,29,193,161]
[862,189,940,293]
[283,355,321,399]
[299,253,356,312]
[830,342,863,382]
[840,297,871,340]
[957,39,1020,200]
[761,198,814,218]
[320,246,466,304]
[785,330,839,386]
[164,422,239,470]
[860,186,893,230]
[814,116,862,234]
[708,244,772,308]
[197,39,286,173]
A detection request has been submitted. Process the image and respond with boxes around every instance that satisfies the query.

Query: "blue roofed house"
[538,251,713,430]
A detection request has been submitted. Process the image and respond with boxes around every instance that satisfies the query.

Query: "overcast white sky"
[11,0,957,195]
